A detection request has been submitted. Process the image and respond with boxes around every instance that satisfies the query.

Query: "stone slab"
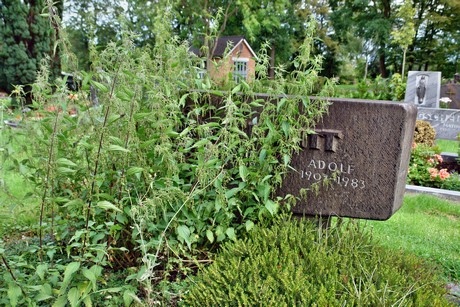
[405,185,460,203]
[417,107,460,140]
[404,71,441,108]
[279,98,417,220]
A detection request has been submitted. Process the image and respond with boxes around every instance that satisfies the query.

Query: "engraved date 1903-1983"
[301,170,366,189]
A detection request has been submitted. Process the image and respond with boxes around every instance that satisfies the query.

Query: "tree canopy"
[2,0,460,93]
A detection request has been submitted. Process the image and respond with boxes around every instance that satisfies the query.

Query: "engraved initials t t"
[307,130,343,152]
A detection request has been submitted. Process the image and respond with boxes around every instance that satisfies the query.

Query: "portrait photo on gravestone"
[278,98,417,220]
[404,71,441,108]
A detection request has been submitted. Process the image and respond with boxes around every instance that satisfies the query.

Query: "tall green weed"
[0,10,333,305]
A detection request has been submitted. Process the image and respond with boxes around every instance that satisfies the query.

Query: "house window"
[233,60,248,82]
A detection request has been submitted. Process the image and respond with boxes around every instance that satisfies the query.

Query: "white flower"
[439,97,452,104]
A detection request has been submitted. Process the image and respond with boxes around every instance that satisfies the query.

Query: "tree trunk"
[364,54,369,80]
[269,43,275,79]
[379,53,387,78]
[401,48,407,81]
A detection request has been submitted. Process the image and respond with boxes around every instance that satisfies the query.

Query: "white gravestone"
[404,71,441,108]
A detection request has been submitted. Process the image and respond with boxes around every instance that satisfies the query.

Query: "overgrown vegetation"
[334,74,405,101]
[0,10,334,305]
[183,217,452,306]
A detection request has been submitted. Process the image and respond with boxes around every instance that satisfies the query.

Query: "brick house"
[191,36,257,83]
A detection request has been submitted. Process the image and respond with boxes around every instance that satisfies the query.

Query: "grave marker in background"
[417,107,460,140]
[279,98,417,220]
[404,71,441,108]
[440,81,460,110]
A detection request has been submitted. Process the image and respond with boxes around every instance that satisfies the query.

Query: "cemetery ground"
[1,125,459,304]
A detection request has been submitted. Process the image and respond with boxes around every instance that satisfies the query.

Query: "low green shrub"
[182,218,452,306]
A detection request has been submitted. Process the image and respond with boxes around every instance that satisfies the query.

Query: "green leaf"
[126,167,144,176]
[245,220,255,232]
[57,167,76,175]
[53,295,68,307]
[8,283,22,307]
[206,229,214,243]
[116,90,131,102]
[239,164,249,182]
[259,149,267,163]
[56,158,77,168]
[82,295,93,307]
[90,80,108,93]
[210,90,224,97]
[180,126,192,137]
[60,262,80,294]
[191,138,209,149]
[103,287,124,293]
[283,154,290,166]
[124,289,141,306]
[36,293,53,302]
[225,227,236,241]
[63,199,84,208]
[96,201,122,213]
[179,93,189,106]
[177,225,191,249]
[108,136,124,146]
[166,130,180,138]
[265,200,278,216]
[231,84,241,94]
[277,98,287,113]
[282,121,290,137]
[68,287,80,307]
[83,269,97,289]
[36,263,48,280]
[107,145,130,153]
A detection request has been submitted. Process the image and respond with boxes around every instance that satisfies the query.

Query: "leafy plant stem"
[1,255,26,297]
[106,94,137,254]
[39,109,60,261]
[82,71,120,256]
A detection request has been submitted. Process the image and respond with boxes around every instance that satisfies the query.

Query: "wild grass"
[436,139,459,153]
[365,194,460,281]
[0,128,39,237]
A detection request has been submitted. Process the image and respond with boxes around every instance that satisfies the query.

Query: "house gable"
[191,36,257,83]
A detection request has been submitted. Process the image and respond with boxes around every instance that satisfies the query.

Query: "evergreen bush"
[183,218,452,306]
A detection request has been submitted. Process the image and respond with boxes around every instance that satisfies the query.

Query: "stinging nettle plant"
[1,5,333,304]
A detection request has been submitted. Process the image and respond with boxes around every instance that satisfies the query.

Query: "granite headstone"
[404,71,441,108]
[279,98,417,220]
[417,107,460,140]
[440,82,460,110]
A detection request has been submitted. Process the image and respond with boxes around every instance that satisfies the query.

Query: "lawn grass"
[436,139,459,153]
[365,193,460,281]
[0,128,39,237]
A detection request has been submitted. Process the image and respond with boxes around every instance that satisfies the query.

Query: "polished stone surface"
[404,71,441,108]
[417,107,460,140]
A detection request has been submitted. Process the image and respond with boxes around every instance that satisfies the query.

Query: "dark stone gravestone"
[417,107,460,140]
[440,81,460,110]
[404,71,441,108]
[279,98,417,220]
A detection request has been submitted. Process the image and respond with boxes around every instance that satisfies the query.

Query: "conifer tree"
[0,0,52,92]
